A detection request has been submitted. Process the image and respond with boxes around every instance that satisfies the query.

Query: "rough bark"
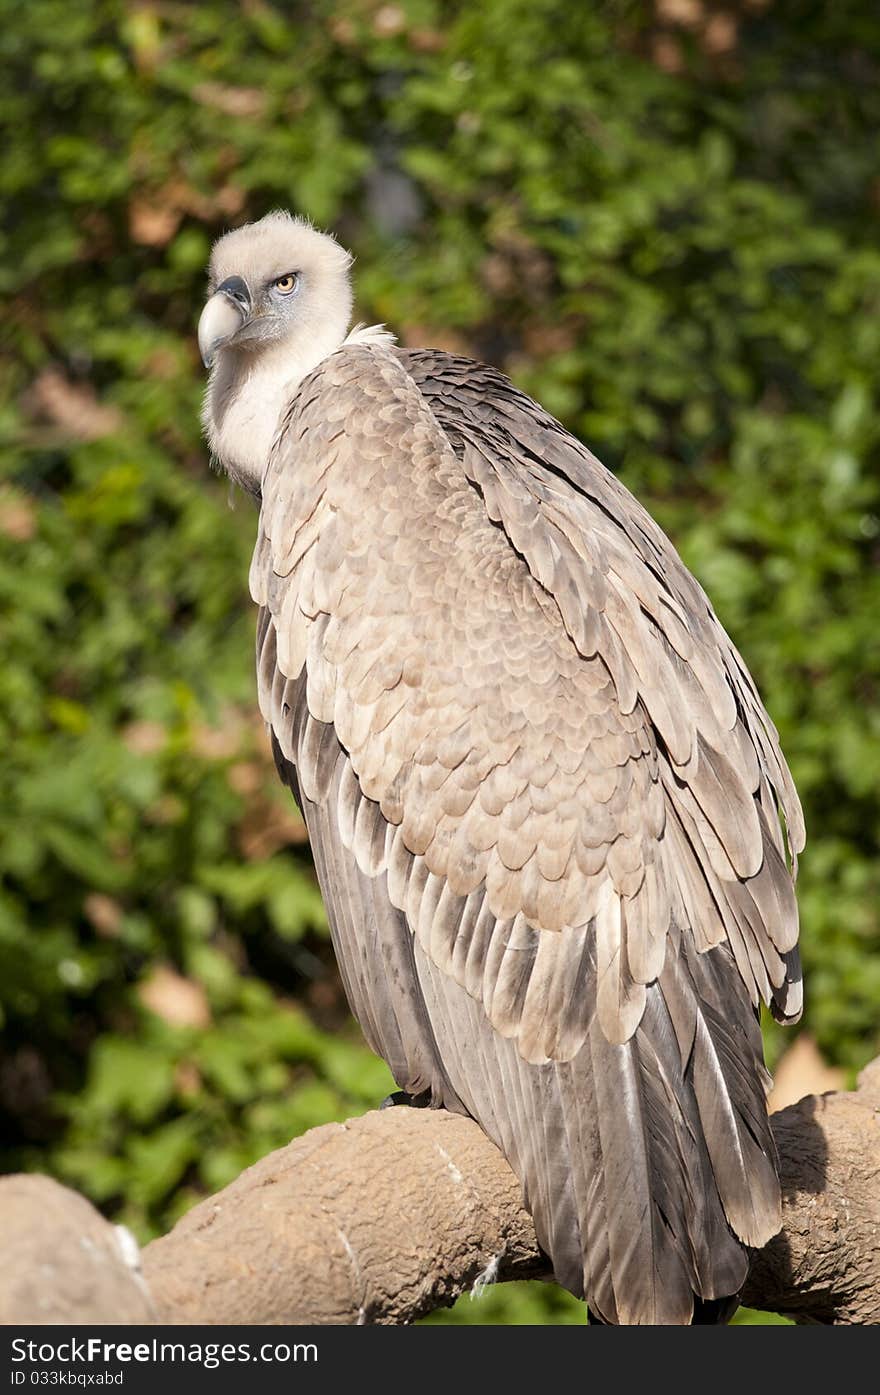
[144,1106,547,1326]
[740,1056,880,1324]
[0,1174,156,1325]
[2,1063,878,1326]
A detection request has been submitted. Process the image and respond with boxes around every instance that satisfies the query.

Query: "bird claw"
[378,1089,433,1110]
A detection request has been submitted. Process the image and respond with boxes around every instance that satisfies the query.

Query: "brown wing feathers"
[409,349,801,1003]
[252,341,802,1323]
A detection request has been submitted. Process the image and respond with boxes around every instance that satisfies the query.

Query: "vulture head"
[199,211,354,494]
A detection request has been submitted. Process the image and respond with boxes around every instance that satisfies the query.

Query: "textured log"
[142,1107,547,1325]
[741,1057,880,1324]
[0,1174,155,1324]
[3,1064,879,1325]
[142,1062,880,1326]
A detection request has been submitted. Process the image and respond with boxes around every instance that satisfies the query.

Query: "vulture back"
[250,340,803,1324]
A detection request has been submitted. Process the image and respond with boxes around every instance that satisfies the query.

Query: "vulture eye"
[273,273,298,294]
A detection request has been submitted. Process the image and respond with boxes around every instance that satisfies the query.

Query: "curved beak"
[198,276,252,368]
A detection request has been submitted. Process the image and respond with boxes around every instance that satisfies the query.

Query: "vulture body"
[199,212,804,1325]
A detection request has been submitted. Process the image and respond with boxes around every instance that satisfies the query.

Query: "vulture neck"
[205,321,350,496]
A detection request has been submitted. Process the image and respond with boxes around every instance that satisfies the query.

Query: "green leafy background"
[1,0,877,1326]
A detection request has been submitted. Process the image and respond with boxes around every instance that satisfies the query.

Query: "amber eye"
[273,273,298,294]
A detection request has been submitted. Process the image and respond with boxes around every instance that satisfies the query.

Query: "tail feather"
[588,1014,696,1323]
[557,1051,616,1317]
[663,928,782,1248]
[639,980,750,1300]
[413,930,773,1324]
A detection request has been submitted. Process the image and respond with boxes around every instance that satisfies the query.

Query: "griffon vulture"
[198,211,804,1325]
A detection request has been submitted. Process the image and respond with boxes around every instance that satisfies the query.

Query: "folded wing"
[251,341,802,1322]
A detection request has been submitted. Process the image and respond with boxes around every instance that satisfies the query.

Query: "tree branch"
[740,1057,880,1323]
[2,1062,878,1325]
[143,1106,547,1326]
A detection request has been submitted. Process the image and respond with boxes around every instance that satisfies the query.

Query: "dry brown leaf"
[329,17,356,44]
[227,761,263,796]
[29,370,124,441]
[652,34,684,73]
[237,795,308,861]
[129,198,182,248]
[83,894,124,939]
[192,83,268,120]
[214,184,246,217]
[0,489,37,542]
[174,1061,202,1097]
[522,322,581,356]
[372,5,406,37]
[144,794,186,826]
[702,11,738,54]
[121,721,166,756]
[769,1034,846,1113]
[144,348,182,381]
[655,0,703,25]
[190,710,248,761]
[139,966,211,1030]
[409,27,446,52]
[399,323,473,356]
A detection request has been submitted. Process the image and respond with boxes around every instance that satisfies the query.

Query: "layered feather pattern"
[249,340,804,1323]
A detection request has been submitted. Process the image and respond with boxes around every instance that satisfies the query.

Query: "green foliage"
[426,1281,585,1326]
[426,1290,791,1326]
[1,0,878,1324]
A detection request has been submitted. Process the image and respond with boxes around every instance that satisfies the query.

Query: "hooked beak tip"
[198,277,252,371]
